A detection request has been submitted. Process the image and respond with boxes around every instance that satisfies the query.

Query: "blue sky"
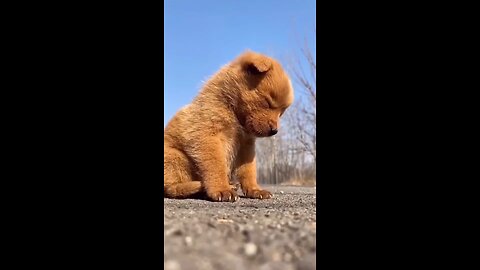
[164,0,316,126]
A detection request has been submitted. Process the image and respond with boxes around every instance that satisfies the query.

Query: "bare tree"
[255,27,316,186]
[287,27,316,164]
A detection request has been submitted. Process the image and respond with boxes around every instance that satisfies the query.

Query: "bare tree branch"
[255,26,316,186]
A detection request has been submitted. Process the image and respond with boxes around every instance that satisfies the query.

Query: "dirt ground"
[164,185,317,270]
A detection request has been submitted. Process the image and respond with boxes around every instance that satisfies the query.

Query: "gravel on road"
[164,185,317,270]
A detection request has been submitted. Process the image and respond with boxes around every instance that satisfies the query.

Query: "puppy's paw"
[207,189,239,202]
[243,188,273,200]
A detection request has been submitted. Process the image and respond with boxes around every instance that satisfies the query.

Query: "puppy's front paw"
[207,189,239,202]
[243,188,273,200]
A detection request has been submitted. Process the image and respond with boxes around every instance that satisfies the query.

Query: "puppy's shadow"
[179,193,255,202]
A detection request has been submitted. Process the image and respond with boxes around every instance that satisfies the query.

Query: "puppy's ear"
[239,51,272,74]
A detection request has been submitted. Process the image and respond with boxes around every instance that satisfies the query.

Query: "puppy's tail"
[164,181,204,199]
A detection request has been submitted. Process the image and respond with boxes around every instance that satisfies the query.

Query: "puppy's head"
[231,51,294,137]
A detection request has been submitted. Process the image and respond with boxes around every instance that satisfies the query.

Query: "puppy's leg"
[190,137,238,202]
[164,146,203,198]
[235,140,273,200]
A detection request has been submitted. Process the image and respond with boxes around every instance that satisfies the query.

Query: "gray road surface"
[164,185,317,270]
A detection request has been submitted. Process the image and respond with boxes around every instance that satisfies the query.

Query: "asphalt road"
[164,185,317,270]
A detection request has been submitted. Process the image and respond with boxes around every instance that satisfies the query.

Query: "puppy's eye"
[263,98,272,109]
[264,97,272,108]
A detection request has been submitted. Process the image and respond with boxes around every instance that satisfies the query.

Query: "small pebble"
[244,243,257,256]
[165,228,183,236]
[184,236,193,246]
[165,260,181,270]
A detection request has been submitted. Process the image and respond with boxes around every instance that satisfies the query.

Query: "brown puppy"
[164,50,294,202]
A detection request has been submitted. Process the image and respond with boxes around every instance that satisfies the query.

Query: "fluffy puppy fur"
[164,50,294,202]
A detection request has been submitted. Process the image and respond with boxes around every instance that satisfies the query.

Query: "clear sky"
[164,0,316,126]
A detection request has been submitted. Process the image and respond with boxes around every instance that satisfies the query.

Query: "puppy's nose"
[269,128,278,136]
